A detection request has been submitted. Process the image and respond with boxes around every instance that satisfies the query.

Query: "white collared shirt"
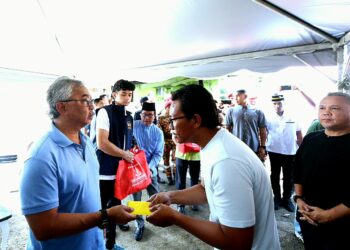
[266,112,301,155]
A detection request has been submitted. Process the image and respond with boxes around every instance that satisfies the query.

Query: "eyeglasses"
[141,113,155,118]
[170,116,186,128]
[60,99,94,107]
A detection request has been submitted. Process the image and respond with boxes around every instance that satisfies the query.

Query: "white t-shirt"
[201,128,280,250]
[95,107,127,180]
[266,112,301,155]
[96,108,111,133]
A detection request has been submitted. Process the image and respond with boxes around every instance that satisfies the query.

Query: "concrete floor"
[1,161,304,250]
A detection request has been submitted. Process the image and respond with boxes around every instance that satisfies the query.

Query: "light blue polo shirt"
[20,123,104,250]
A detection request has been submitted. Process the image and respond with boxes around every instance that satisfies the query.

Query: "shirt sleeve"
[211,159,255,228]
[224,108,233,126]
[148,128,164,171]
[292,139,306,184]
[96,108,110,131]
[20,157,59,215]
[257,110,267,128]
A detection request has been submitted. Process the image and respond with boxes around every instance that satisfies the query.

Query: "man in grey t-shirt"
[225,89,267,162]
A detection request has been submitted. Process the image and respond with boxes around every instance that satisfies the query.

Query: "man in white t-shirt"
[266,94,303,212]
[146,84,280,250]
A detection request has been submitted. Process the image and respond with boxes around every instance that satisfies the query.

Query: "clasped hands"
[297,200,330,226]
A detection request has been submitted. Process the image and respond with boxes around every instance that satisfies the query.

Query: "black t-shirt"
[293,131,350,210]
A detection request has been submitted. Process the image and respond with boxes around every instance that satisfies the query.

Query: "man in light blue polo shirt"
[20,77,136,250]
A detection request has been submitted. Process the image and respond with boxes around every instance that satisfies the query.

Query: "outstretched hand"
[107,205,136,225]
[146,204,179,227]
[147,192,172,207]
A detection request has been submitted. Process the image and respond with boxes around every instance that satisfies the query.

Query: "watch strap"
[98,209,109,229]
[293,195,304,203]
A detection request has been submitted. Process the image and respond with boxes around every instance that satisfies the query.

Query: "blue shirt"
[20,123,104,250]
[133,120,164,173]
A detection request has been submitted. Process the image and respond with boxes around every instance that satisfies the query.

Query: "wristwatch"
[98,209,109,229]
[293,195,304,203]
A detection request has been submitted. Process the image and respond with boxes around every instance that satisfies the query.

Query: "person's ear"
[55,102,67,116]
[192,114,202,128]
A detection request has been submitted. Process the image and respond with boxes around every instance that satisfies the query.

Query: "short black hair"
[236,89,246,95]
[140,96,149,105]
[112,79,135,92]
[171,84,220,129]
[94,98,101,105]
[326,92,350,105]
[100,94,107,99]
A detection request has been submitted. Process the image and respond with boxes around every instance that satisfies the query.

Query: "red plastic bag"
[114,147,151,200]
[178,143,201,153]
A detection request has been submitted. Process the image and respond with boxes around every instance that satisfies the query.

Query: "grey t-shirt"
[225,105,266,152]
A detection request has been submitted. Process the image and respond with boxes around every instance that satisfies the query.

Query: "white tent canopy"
[1,0,350,85]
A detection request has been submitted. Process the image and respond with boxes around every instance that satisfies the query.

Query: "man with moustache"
[20,77,135,250]
[293,92,350,250]
[132,102,164,241]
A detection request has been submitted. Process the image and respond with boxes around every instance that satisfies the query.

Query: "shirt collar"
[49,122,86,148]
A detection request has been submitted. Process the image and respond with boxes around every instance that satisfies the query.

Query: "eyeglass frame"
[59,99,94,107]
[141,112,155,118]
[169,115,187,128]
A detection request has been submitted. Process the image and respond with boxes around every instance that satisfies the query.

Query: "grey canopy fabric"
[0,0,349,84]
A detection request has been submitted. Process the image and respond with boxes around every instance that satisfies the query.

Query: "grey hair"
[47,76,84,119]
[326,92,350,105]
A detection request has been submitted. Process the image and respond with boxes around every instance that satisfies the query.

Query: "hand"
[297,200,318,226]
[107,205,136,225]
[146,204,179,227]
[299,205,330,224]
[257,147,267,161]
[123,150,134,163]
[147,192,172,207]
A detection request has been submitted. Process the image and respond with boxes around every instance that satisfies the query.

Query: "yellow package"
[127,201,151,216]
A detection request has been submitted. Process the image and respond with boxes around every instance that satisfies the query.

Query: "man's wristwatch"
[293,195,304,203]
[98,209,109,229]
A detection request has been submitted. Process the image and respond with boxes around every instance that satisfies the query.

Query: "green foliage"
[135,76,219,102]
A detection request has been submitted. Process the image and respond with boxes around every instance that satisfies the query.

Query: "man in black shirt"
[293,92,350,250]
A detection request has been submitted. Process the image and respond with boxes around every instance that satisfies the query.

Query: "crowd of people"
[19,76,350,250]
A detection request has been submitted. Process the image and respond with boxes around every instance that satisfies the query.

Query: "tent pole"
[291,54,337,84]
[253,0,338,44]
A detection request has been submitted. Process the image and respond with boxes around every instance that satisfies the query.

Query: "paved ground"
[0,161,304,250]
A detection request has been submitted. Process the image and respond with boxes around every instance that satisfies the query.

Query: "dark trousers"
[298,213,349,250]
[100,179,121,250]
[268,152,295,200]
[175,158,200,190]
